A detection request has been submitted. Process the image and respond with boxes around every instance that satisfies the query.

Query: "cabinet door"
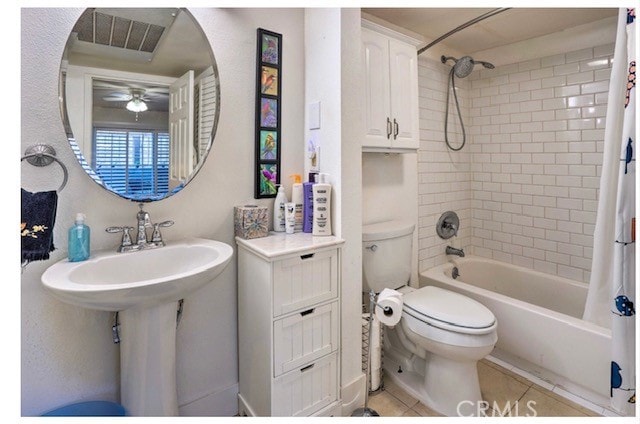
[389,39,419,149]
[361,28,391,148]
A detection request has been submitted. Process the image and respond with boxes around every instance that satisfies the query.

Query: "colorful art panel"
[261,34,279,65]
[260,130,278,160]
[260,98,278,128]
[261,66,278,96]
[259,163,278,196]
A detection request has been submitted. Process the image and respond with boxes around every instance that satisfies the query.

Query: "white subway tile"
[544,185,569,197]
[557,265,584,281]
[518,58,542,71]
[594,68,612,81]
[523,246,546,260]
[534,260,558,274]
[566,47,593,63]
[531,67,554,80]
[509,91,531,102]
[520,100,543,112]
[595,92,609,104]
[543,120,567,131]
[520,79,542,91]
[555,153,582,164]
[581,80,610,94]
[579,57,610,72]
[546,251,571,266]
[581,105,607,118]
[520,122,543,132]
[543,98,568,110]
[555,108,582,120]
[554,62,581,75]
[532,153,556,164]
[510,112,532,123]
[499,82,520,94]
[541,75,567,88]
[555,130,582,142]
[554,85,581,97]
[568,95,595,108]
[522,143,545,153]
[522,184,545,195]
[541,53,566,67]
[593,43,615,57]
[531,87,555,100]
[534,196,557,207]
[567,71,594,85]
[509,71,531,83]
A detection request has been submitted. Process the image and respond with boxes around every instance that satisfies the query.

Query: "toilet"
[363,220,497,417]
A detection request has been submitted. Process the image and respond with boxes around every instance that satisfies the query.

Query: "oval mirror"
[59,8,219,201]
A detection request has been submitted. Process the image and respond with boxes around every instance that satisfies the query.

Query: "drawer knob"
[300,363,315,372]
[300,308,315,317]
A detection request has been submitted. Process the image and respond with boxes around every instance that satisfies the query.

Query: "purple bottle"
[303,174,317,233]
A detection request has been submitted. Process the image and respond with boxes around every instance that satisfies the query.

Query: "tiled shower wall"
[417,58,472,271]
[418,43,614,282]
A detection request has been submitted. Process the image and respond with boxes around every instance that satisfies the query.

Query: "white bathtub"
[420,256,611,400]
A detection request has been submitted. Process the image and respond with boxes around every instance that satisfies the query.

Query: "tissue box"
[234,205,269,239]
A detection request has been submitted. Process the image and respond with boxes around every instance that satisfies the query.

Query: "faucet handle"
[106,226,134,250]
[151,220,174,244]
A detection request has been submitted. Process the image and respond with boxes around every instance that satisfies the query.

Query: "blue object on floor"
[42,401,126,416]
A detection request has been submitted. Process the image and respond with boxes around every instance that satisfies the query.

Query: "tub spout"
[446,246,465,257]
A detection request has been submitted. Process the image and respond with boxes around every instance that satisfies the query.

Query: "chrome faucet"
[445,246,465,257]
[106,204,174,253]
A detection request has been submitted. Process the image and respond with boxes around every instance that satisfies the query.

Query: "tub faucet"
[446,246,465,257]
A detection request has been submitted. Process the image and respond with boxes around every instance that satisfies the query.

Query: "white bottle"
[290,174,303,232]
[273,185,288,232]
[312,173,332,236]
[284,202,296,234]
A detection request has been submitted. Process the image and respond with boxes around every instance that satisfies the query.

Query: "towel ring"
[21,144,68,192]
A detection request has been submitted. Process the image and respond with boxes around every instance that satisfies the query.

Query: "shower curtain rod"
[417,8,512,55]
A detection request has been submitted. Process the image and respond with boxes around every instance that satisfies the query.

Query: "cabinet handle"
[300,308,315,317]
[386,117,392,139]
[300,253,315,260]
[300,363,315,372]
[393,119,399,139]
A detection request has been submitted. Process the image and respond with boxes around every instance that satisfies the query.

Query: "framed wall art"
[255,28,282,198]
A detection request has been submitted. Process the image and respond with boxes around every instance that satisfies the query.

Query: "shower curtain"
[583,8,636,415]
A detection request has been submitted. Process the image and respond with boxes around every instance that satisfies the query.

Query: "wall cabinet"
[361,24,420,151]
[236,233,344,417]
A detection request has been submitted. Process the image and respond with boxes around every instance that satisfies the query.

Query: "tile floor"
[366,358,603,417]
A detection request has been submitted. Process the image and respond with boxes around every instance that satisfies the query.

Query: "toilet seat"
[402,286,496,335]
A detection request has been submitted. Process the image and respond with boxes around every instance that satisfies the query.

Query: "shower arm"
[417,8,511,56]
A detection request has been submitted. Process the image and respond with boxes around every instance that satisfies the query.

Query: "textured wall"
[21,8,305,416]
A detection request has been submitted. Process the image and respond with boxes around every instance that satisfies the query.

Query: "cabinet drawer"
[273,249,338,316]
[273,301,338,377]
[271,352,338,417]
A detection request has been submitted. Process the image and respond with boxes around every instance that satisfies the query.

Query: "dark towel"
[21,188,58,264]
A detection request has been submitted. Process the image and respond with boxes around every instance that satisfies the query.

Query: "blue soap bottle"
[68,213,90,262]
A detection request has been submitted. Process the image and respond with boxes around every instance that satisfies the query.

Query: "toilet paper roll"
[375,288,403,327]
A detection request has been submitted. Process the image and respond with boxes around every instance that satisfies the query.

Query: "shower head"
[441,55,495,78]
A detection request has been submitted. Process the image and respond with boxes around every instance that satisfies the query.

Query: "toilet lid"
[402,286,496,331]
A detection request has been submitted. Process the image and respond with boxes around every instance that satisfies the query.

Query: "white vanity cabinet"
[361,21,420,151]
[236,233,344,417]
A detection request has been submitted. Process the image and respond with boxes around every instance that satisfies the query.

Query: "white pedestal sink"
[41,238,233,416]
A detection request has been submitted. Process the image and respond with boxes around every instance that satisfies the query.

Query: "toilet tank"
[362,220,415,293]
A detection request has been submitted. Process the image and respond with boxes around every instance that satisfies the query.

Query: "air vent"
[72,8,167,53]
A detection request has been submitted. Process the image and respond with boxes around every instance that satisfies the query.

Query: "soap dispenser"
[68,213,90,262]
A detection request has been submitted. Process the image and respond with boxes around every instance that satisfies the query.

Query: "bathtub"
[420,256,611,400]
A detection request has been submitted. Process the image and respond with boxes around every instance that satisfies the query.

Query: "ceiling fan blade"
[102,94,132,101]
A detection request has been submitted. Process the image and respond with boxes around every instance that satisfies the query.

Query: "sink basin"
[41,237,233,311]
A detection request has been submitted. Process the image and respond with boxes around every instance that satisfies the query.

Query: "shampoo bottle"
[302,177,315,233]
[273,185,288,232]
[68,213,90,262]
[290,174,303,232]
[312,173,332,236]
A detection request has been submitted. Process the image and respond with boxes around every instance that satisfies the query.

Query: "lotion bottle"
[284,202,296,234]
[290,174,303,232]
[68,213,90,262]
[312,173,332,236]
[273,185,287,232]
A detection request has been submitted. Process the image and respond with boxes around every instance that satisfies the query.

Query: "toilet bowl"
[362,220,498,416]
